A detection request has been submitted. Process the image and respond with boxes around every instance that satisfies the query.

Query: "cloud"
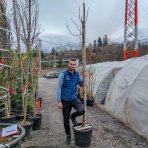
[7,0,148,48]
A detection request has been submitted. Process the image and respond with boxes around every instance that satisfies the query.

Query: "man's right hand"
[58,102,63,109]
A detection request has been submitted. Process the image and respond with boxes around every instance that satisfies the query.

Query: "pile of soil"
[0,127,20,145]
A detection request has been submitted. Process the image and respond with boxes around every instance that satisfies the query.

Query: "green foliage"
[27,93,33,112]
[11,93,22,110]
[11,92,33,112]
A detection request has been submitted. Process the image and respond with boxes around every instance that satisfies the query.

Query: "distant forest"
[39,35,148,68]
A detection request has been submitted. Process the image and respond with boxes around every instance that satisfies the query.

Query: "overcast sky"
[39,0,125,44]
[38,0,148,40]
[8,0,148,51]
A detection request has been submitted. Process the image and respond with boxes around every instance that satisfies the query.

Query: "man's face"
[68,60,76,71]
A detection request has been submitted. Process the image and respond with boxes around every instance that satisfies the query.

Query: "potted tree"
[86,68,95,107]
[69,1,93,147]
[0,56,16,124]
[11,0,25,120]
[13,52,32,140]
[0,1,16,123]
[28,43,42,131]
[10,50,25,121]
[12,0,41,138]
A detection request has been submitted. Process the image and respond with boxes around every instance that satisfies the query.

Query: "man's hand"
[58,102,63,109]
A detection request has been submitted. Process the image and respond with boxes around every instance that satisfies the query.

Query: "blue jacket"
[56,69,83,103]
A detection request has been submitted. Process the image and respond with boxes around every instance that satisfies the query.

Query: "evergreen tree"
[40,50,44,59]
[103,35,108,46]
[97,37,102,47]
[93,40,97,51]
[50,48,55,55]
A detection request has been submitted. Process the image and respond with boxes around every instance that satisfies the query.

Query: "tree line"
[40,39,148,69]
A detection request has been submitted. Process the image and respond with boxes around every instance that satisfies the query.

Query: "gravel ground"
[22,78,148,148]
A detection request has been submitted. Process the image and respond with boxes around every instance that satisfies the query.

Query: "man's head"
[67,58,77,71]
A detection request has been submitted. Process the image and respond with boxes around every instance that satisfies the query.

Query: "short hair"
[68,58,76,62]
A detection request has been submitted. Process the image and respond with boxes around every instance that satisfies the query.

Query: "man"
[56,58,85,145]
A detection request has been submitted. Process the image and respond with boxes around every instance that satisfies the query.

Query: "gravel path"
[22,78,148,148]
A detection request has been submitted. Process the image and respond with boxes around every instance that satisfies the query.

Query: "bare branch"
[66,21,81,36]
[86,7,89,22]
[12,0,21,50]
[0,1,11,49]
[15,0,41,48]
[71,18,82,34]
[79,7,83,22]
[17,2,27,45]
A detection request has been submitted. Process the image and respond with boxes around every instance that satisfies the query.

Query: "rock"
[49,132,54,136]
[143,142,146,146]
[112,140,117,146]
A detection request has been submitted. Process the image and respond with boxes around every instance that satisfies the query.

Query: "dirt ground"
[22,78,148,148]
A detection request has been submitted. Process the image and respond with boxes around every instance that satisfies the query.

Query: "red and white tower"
[124,0,138,60]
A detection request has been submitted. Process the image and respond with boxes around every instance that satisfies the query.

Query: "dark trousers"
[62,98,85,135]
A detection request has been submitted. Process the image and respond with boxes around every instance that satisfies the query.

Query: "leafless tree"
[66,0,89,127]
[16,0,41,124]
[17,0,41,48]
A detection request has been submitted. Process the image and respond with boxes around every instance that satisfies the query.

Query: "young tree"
[16,0,41,123]
[12,0,25,114]
[67,0,89,127]
[0,0,12,117]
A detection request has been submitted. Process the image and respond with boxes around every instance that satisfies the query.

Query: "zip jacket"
[56,69,83,103]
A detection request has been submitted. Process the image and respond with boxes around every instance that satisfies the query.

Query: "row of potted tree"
[0,0,42,146]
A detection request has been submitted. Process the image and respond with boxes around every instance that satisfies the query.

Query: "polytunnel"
[86,59,132,104]
[85,55,148,139]
[104,55,148,139]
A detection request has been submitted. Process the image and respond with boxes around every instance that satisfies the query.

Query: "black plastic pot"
[16,113,29,121]
[87,97,94,106]
[15,110,22,114]
[73,123,93,147]
[28,114,42,130]
[0,115,16,124]
[17,120,33,140]
[38,97,42,107]
[0,123,25,148]
[0,111,4,118]
[16,114,24,121]
[11,110,17,116]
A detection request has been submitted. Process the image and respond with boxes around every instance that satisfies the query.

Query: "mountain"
[39,34,81,53]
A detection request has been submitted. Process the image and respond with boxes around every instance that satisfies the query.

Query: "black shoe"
[70,115,77,127]
[66,134,71,145]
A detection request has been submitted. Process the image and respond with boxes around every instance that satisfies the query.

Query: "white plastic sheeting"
[86,59,132,104]
[104,55,148,139]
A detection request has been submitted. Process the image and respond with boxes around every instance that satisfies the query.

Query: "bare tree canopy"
[0,1,11,49]
[16,0,41,48]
